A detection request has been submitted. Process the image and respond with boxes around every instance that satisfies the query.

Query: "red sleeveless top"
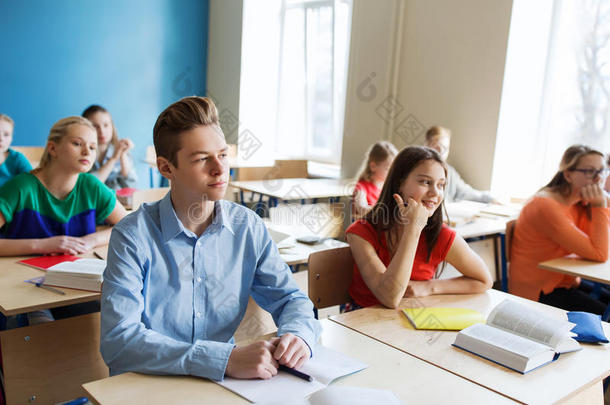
[347,219,456,307]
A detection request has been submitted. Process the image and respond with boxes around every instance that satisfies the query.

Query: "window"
[492,0,610,199]
[239,0,352,165]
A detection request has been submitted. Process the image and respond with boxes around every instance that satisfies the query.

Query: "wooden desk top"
[230,178,354,200]
[0,254,100,316]
[82,319,516,405]
[330,289,610,405]
[539,257,610,285]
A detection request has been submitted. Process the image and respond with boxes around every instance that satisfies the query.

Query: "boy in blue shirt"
[100,97,321,381]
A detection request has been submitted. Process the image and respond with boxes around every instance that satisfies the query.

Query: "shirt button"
[196,277,202,283]
[196,312,202,318]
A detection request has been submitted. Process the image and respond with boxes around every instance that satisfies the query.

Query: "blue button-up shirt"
[100,193,321,381]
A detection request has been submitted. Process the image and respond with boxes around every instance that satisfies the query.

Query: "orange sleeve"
[537,202,609,262]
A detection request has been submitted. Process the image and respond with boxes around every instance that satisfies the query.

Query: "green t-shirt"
[0,172,116,238]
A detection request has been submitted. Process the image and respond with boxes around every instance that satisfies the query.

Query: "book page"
[48,259,106,277]
[217,346,368,403]
[488,300,575,350]
[460,324,552,358]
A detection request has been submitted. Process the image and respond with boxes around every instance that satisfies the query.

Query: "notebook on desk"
[216,345,368,403]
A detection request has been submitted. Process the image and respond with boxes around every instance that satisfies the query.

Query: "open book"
[453,299,579,374]
[42,258,106,292]
[217,346,368,403]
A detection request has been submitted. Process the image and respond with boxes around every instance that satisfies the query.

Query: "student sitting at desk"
[100,96,321,381]
[352,141,397,218]
[424,126,498,204]
[0,116,126,256]
[509,145,609,314]
[346,146,492,309]
[82,105,137,190]
[0,113,32,187]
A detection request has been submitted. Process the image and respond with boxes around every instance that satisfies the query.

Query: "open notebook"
[217,346,368,403]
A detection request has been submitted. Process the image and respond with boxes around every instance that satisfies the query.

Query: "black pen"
[279,364,314,382]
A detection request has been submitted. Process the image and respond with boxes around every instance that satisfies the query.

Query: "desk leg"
[0,312,108,405]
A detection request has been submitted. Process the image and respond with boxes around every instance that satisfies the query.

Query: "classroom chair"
[501,220,516,292]
[307,246,353,319]
[131,187,170,211]
[11,146,44,168]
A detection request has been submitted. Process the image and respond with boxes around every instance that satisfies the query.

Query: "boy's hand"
[225,340,279,379]
[270,333,311,369]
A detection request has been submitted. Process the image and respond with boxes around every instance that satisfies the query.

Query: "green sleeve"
[82,174,117,224]
[0,174,26,224]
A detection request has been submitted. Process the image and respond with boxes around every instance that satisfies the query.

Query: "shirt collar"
[160,193,234,242]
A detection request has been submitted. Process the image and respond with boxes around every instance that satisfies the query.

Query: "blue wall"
[0,0,209,188]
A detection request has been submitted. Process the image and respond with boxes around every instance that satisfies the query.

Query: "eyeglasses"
[569,168,610,179]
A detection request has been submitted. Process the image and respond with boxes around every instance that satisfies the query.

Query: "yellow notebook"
[401,307,485,330]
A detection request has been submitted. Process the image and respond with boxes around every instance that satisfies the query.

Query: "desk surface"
[539,257,610,285]
[231,178,354,200]
[330,289,610,405]
[0,254,100,316]
[82,319,516,405]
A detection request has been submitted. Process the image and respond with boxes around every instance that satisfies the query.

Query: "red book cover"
[18,255,81,271]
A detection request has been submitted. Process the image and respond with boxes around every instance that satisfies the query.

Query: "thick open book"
[42,258,106,292]
[453,300,579,374]
[217,346,368,403]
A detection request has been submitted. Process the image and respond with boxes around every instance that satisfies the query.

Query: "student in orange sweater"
[346,146,492,309]
[509,145,609,314]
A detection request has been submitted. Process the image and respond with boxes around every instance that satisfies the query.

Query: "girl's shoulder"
[438,224,457,245]
[346,219,382,247]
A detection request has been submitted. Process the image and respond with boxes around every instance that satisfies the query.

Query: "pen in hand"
[278,364,313,382]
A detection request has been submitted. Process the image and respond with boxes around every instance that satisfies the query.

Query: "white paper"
[217,346,368,403]
[259,386,404,405]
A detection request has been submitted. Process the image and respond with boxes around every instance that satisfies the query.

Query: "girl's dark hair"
[363,146,447,262]
[543,144,604,197]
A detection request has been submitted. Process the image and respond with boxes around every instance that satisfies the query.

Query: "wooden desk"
[0,255,100,316]
[0,254,107,405]
[330,289,610,404]
[82,319,516,405]
[539,257,610,285]
[231,178,353,205]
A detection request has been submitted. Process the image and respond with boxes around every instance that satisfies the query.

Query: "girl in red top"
[352,141,398,218]
[347,146,492,308]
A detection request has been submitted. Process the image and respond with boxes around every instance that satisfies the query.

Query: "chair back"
[308,246,353,310]
[505,220,516,261]
[132,187,170,210]
[237,159,308,181]
[12,146,44,168]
